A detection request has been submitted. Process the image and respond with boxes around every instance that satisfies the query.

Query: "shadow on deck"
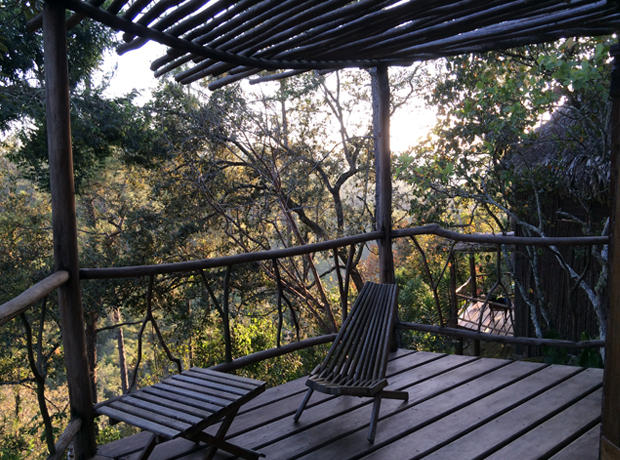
[94,349,602,460]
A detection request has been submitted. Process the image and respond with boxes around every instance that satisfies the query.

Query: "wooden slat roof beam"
[30,0,620,89]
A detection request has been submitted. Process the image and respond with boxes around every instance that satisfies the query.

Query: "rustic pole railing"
[76,226,608,365]
[396,322,605,350]
[0,271,69,326]
[210,334,337,373]
[46,418,82,460]
[80,231,383,279]
[1,224,610,459]
[392,224,608,246]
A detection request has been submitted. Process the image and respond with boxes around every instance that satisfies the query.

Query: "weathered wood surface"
[397,321,605,349]
[48,417,82,460]
[95,351,603,460]
[43,2,96,457]
[79,225,607,281]
[27,0,620,89]
[549,425,600,460]
[0,271,69,326]
[80,231,382,279]
[373,67,394,284]
[95,369,265,459]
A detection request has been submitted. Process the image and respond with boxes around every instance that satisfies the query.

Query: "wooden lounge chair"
[95,368,266,460]
[294,281,408,442]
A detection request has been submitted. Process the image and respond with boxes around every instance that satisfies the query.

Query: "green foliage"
[396,37,612,228]
[542,330,604,367]
[395,254,456,353]
[0,0,117,132]
[11,91,165,192]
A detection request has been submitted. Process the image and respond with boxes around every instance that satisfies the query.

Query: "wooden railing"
[0,270,73,459]
[79,231,383,279]
[0,225,610,457]
[0,270,69,326]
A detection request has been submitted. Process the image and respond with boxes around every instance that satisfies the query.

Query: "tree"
[396,37,612,346]
[142,66,430,337]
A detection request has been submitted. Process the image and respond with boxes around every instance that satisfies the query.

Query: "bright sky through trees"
[102,38,435,152]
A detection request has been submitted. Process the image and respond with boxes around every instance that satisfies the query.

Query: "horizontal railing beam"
[0,271,70,326]
[80,225,609,280]
[210,334,337,373]
[80,231,383,279]
[47,417,81,460]
[397,321,605,349]
[392,224,609,246]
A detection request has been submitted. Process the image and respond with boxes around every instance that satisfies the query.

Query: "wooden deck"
[95,349,603,460]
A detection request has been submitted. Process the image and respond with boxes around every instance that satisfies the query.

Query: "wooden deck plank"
[237,349,416,415]
[422,368,604,459]
[253,357,507,460]
[549,424,601,460]
[226,354,479,454]
[117,438,208,460]
[485,388,602,460]
[220,351,446,438]
[95,352,605,460]
[96,431,152,459]
[360,363,581,460]
[291,359,538,460]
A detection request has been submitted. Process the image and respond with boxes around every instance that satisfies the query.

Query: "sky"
[102,39,435,153]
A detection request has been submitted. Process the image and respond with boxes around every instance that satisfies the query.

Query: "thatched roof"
[31,0,620,89]
[506,103,610,202]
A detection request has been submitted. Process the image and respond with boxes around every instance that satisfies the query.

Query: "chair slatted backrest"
[313,282,398,388]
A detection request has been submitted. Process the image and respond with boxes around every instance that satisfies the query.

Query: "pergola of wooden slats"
[31,0,620,89]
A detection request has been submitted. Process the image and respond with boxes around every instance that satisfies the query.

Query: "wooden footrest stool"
[95,368,266,460]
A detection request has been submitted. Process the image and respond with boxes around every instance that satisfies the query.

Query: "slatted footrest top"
[95,368,266,460]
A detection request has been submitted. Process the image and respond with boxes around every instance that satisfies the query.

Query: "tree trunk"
[113,308,129,394]
[84,312,99,405]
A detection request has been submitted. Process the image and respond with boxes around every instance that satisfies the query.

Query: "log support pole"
[43,2,96,457]
[602,43,620,460]
[373,65,395,284]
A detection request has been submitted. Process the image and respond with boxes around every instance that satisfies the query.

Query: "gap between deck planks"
[95,350,603,460]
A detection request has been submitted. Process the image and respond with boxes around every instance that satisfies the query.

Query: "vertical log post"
[601,44,620,459]
[372,65,395,284]
[469,253,481,356]
[43,2,96,458]
[449,255,463,355]
[222,266,233,363]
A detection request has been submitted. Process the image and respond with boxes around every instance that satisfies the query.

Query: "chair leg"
[137,433,159,460]
[368,394,383,443]
[202,408,239,460]
[294,388,314,422]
